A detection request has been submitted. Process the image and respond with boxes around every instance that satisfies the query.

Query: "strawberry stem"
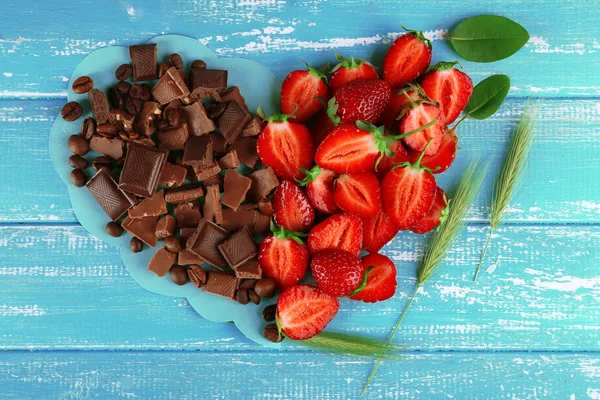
[257,104,298,123]
[300,59,328,82]
[400,24,432,49]
[297,166,322,186]
[450,113,470,132]
[349,266,374,296]
[391,117,438,140]
[270,220,308,245]
[331,53,376,73]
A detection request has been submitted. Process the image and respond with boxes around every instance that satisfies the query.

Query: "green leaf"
[464,75,511,120]
[450,15,529,63]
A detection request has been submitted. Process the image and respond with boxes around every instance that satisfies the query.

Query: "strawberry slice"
[308,213,363,256]
[350,253,397,303]
[408,129,458,174]
[400,102,446,155]
[311,98,341,147]
[311,250,365,297]
[410,187,448,234]
[383,29,432,88]
[378,86,422,130]
[280,62,329,122]
[375,138,409,180]
[298,166,340,214]
[272,180,316,233]
[258,222,310,289]
[329,53,379,90]
[362,210,399,254]
[381,145,437,230]
[333,172,381,217]
[257,109,314,181]
[277,284,340,340]
[420,61,473,124]
[331,79,391,124]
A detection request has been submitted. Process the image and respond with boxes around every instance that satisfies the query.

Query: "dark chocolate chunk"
[218,101,251,144]
[190,69,228,92]
[159,162,187,188]
[128,190,167,219]
[130,237,144,253]
[170,265,188,285]
[208,133,228,157]
[119,142,168,198]
[247,167,279,202]
[61,101,83,121]
[229,137,259,168]
[157,123,189,150]
[164,237,183,254]
[241,115,264,137]
[218,151,240,170]
[174,201,203,228]
[203,185,223,225]
[165,182,204,203]
[70,169,87,187]
[155,214,176,240]
[179,228,197,243]
[206,103,227,120]
[133,101,161,135]
[220,86,250,115]
[221,204,258,233]
[189,86,221,103]
[129,44,158,81]
[183,136,213,167]
[122,215,159,247]
[257,197,273,216]
[187,264,207,287]
[178,249,205,266]
[203,173,224,190]
[86,169,134,221]
[159,63,170,78]
[88,89,110,124]
[165,108,181,127]
[109,109,136,131]
[152,67,190,105]
[68,134,90,156]
[132,136,156,147]
[72,76,94,94]
[203,271,239,300]
[148,248,176,277]
[218,227,257,269]
[180,102,215,137]
[115,64,133,81]
[187,219,229,270]
[221,169,252,211]
[194,161,221,181]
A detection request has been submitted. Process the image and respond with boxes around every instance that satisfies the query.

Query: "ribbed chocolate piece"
[203,271,239,300]
[152,67,190,104]
[220,86,250,114]
[119,142,168,198]
[235,258,262,280]
[129,44,158,81]
[190,69,228,92]
[86,169,134,221]
[187,219,229,270]
[218,101,250,144]
[218,227,257,269]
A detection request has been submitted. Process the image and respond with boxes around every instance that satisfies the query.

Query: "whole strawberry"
[311,250,365,297]
[350,253,397,303]
[308,213,363,256]
[272,180,315,233]
[331,79,391,124]
[280,61,329,122]
[329,53,378,90]
[298,165,340,214]
[383,28,432,88]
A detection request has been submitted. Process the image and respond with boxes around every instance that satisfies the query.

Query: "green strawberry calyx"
[330,53,376,73]
[270,220,307,245]
[257,104,298,123]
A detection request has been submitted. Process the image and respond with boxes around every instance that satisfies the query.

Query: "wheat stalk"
[291,332,404,359]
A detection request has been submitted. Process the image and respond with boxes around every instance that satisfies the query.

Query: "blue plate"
[49,35,282,347]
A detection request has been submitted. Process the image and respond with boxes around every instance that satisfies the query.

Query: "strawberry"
[408,129,458,174]
[258,222,310,289]
[400,102,446,155]
[276,284,340,340]
[410,187,448,234]
[311,250,365,297]
[378,86,422,130]
[308,213,363,256]
[375,138,409,180]
[383,29,432,88]
[381,145,437,230]
[420,61,473,124]
[297,165,340,214]
[331,79,391,124]
[257,108,315,181]
[333,172,381,217]
[362,210,399,254]
[350,253,397,303]
[280,61,329,123]
[272,180,315,233]
[329,53,378,90]
[311,98,341,147]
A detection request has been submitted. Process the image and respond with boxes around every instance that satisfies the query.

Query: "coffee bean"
[92,156,114,172]
[254,277,277,298]
[263,324,283,343]
[117,81,131,94]
[257,197,273,216]
[61,101,83,121]
[165,108,181,126]
[69,155,88,169]
[191,59,206,70]
[105,221,124,237]
[188,264,207,288]
[240,279,257,289]
[130,237,144,253]
[262,304,277,322]
[108,87,124,109]
[140,84,152,101]
[72,76,93,94]
[130,84,143,99]
[236,288,250,305]
[168,53,184,70]
[248,289,261,305]
[124,96,143,115]
[164,236,182,253]
[96,123,120,137]
[119,130,139,142]
[115,64,133,81]
[68,134,89,156]
[170,265,188,286]
[159,63,170,78]
[81,117,96,140]
[70,169,87,187]
[206,103,227,120]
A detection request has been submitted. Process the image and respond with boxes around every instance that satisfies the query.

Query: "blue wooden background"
[1,0,599,398]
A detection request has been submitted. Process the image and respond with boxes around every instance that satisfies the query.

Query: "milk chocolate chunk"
[155,214,176,240]
[208,133,228,157]
[190,69,228,92]
[159,162,187,188]
[180,101,215,137]
[133,101,161,135]
[221,204,258,232]
[222,170,252,211]
[218,101,251,144]
[128,190,167,219]
[235,258,262,280]
[88,89,110,124]
[148,248,176,277]
[89,135,125,160]
[230,137,259,168]
[203,185,223,225]
[242,115,264,137]
[220,86,250,115]
[254,212,271,235]
[218,151,240,170]
[157,123,189,150]
[187,219,229,270]
[203,271,239,300]
[218,227,257,269]
[189,86,221,103]
[247,167,279,202]
[178,249,205,265]
[119,142,168,198]
[179,227,197,244]
[165,182,204,203]
[183,136,213,167]
[194,161,221,181]
[152,67,190,105]
[174,201,203,228]
[86,169,134,221]
[122,215,159,247]
[109,109,136,131]
[203,173,224,190]
[129,44,158,81]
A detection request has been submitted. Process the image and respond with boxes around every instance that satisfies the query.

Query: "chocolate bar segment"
[183,136,213,167]
[218,227,257,269]
[221,204,257,233]
[247,167,279,202]
[220,86,250,115]
[88,89,110,124]
[133,101,161,135]
[203,185,223,225]
[180,102,215,137]
[155,214,176,240]
[165,182,204,204]
[242,115,264,137]
[89,135,124,160]
[128,190,167,219]
[157,124,189,150]
[221,169,252,211]
[218,101,250,144]
[178,249,204,265]
[218,151,240,170]
[159,162,187,188]
[122,215,159,247]
[152,66,190,104]
[203,271,239,300]
[230,137,259,168]
[194,161,221,181]
[235,258,262,280]
[86,169,134,221]
[129,44,158,81]
[174,201,202,228]
[148,248,176,277]
[119,142,168,198]
[254,212,271,235]
[190,69,228,92]
[187,219,229,270]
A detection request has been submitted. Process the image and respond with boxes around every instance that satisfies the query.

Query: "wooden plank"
[0,0,599,97]
[1,351,599,399]
[1,224,598,351]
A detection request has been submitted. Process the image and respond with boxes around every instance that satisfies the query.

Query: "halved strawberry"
[383,29,432,88]
[280,62,329,122]
[277,284,340,340]
[329,53,379,90]
[258,222,310,289]
[410,187,448,234]
[375,138,409,180]
[311,98,341,147]
[272,180,316,233]
[378,86,422,130]
[408,129,458,174]
[350,253,397,303]
[308,213,363,256]
[298,165,340,214]
[333,172,381,217]
[420,61,473,124]
[362,210,399,254]
[311,250,365,297]
[331,79,391,124]
[400,103,446,155]
[257,109,315,181]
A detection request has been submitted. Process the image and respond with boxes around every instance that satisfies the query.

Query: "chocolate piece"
[128,190,167,218]
[61,101,82,121]
[218,151,240,170]
[194,161,221,181]
[86,169,134,221]
[165,182,204,203]
[218,101,251,144]
[221,169,252,211]
[122,215,159,247]
[148,248,176,277]
[175,157,197,182]
[189,87,221,103]
[68,135,89,156]
[229,137,259,168]
[220,86,250,115]
[242,115,264,137]
[119,142,168,198]
[165,108,182,126]
[70,169,87,187]
[190,69,228,92]
[174,202,203,228]
[109,109,136,131]
[129,44,158,81]
[152,67,190,105]
[221,204,258,233]
[247,167,279,202]
[206,103,227,120]
[183,136,213,167]
[208,133,228,157]
[218,227,257,269]
[180,102,215,137]
[254,212,271,235]
[203,185,223,225]
[159,162,187,188]
[170,265,188,285]
[187,219,229,270]
[158,63,170,78]
[179,227,197,243]
[133,101,161,135]
[155,214,176,240]
[157,123,189,150]
[164,237,183,254]
[203,271,239,300]
[132,136,155,147]
[180,250,205,266]
[257,197,273,216]
[203,173,224,189]
[88,89,110,124]
[72,76,94,94]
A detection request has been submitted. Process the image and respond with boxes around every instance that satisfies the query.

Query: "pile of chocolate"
[64,43,279,306]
